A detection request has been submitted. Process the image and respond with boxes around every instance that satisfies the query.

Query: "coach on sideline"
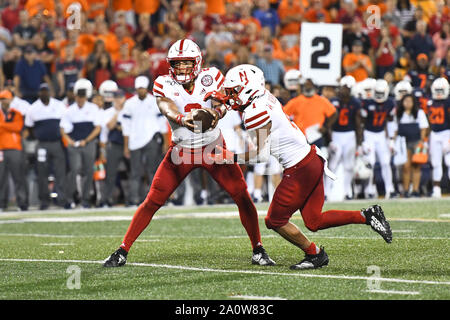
[25,83,68,210]
[121,76,167,206]
[0,89,28,211]
[60,79,102,209]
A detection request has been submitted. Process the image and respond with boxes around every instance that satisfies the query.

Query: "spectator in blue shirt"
[256,45,285,87]
[14,45,53,103]
[406,20,435,62]
[252,0,280,36]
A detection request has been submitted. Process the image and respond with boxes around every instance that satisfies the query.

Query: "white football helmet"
[340,75,356,89]
[167,39,202,84]
[283,69,302,91]
[360,78,376,100]
[431,77,450,100]
[74,78,93,98]
[99,80,118,98]
[394,80,413,101]
[354,154,372,180]
[223,64,265,110]
[352,81,364,99]
[374,79,390,103]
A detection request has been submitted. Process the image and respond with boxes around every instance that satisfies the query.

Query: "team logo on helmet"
[201,75,213,87]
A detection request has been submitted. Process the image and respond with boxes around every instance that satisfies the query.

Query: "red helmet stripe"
[179,39,185,52]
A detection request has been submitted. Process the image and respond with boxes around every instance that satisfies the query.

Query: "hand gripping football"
[192,108,215,133]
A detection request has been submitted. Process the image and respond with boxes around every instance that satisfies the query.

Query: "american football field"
[0,198,449,300]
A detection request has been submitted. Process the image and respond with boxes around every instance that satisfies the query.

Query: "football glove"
[203,90,230,105]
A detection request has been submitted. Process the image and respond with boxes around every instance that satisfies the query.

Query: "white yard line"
[0,258,448,286]
[366,289,420,295]
[1,212,449,224]
[0,232,448,240]
[229,295,287,300]
[439,214,450,218]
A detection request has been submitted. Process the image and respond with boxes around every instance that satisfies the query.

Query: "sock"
[120,201,159,252]
[305,242,320,255]
[360,210,367,223]
[318,210,366,229]
[233,192,262,250]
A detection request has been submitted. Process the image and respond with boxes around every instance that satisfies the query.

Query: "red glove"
[203,91,229,105]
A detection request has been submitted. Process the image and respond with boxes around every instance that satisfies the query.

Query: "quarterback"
[209,64,392,269]
[103,39,274,267]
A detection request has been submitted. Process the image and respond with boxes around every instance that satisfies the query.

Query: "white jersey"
[152,67,224,148]
[242,90,311,169]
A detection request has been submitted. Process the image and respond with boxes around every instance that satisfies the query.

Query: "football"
[192,108,215,133]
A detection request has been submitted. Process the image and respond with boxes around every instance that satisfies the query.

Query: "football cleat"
[252,246,276,266]
[362,205,393,243]
[290,246,329,270]
[103,247,128,267]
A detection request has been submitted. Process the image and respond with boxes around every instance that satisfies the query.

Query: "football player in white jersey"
[209,64,392,270]
[104,39,275,267]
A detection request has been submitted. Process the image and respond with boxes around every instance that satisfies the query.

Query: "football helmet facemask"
[394,80,413,101]
[374,79,390,103]
[431,77,450,100]
[223,64,265,110]
[167,39,202,84]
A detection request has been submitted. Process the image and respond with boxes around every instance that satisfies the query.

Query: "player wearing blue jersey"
[426,78,450,198]
[360,79,396,198]
[326,76,362,200]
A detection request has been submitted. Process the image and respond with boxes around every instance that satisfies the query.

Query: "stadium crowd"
[0,0,449,211]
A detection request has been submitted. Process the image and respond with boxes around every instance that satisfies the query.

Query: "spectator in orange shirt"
[278,0,305,47]
[111,0,135,30]
[25,0,55,18]
[87,0,107,20]
[48,27,68,59]
[239,0,262,32]
[304,0,331,23]
[410,0,437,22]
[342,39,373,82]
[205,0,226,15]
[0,89,28,211]
[283,78,337,148]
[59,29,85,60]
[115,25,135,58]
[96,19,120,61]
[272,35,300,71]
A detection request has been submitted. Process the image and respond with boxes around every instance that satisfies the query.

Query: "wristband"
[175,114,185,126]
[233,153,238,163]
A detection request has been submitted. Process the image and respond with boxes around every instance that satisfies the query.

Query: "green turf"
[0,199,449,300]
